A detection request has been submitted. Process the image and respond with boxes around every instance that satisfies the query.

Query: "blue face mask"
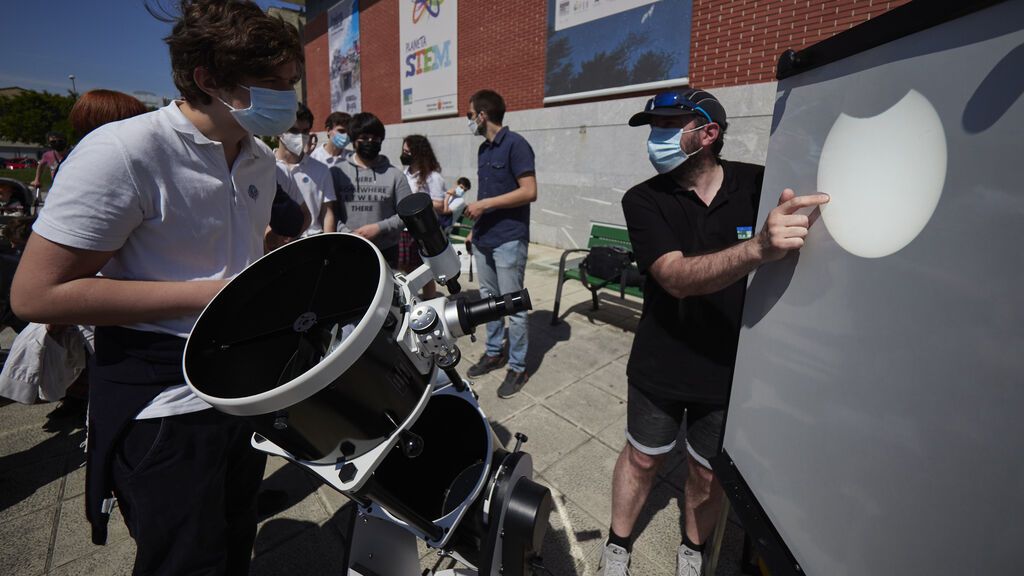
[219,85,297,136]
[647,124,706,174]
[331,133,349,149]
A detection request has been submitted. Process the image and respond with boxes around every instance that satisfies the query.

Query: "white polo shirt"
[33,102,277,418]
[277,156,336,236]
[309,143,350,167]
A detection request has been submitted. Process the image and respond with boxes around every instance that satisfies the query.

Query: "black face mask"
[49,140,67,151]
[399,152,412,166]
[356,140,381,161]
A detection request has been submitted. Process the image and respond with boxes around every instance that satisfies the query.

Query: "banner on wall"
[328,0,361,115]
[400,0,458,120]
[545,0,691,102]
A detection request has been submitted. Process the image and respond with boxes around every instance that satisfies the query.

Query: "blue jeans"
[474,238,529,373]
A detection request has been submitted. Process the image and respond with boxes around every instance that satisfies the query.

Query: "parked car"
[5,157,38,170]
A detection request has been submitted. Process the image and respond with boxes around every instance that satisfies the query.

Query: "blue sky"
[1,0,298,100]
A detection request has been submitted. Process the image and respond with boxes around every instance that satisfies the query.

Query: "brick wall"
[690,0,910,89]
[456,2,547,121]
[303,13,330,129]
[302,0,910,124]
[303,0,548,125]
[360,0,402,124]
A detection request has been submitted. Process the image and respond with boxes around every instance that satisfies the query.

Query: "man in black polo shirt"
[598,89,829,576]
[463,89,538,399]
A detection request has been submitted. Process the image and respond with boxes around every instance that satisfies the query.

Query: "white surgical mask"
[280,132,309,158]
[468,114,484,136]
[647,124,706,174]
[219,85,297,136]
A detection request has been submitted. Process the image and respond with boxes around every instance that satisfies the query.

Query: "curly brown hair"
[402,135,442,189]
[154,0,304,105]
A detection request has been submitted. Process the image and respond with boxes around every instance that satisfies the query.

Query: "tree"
[570,33,644,94]
[630,50,676,85]
[545,36,575,96]
[0,90,75,146]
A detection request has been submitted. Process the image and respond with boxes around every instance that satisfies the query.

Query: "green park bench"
[551,221,643,325]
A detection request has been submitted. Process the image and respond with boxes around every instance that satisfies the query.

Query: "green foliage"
[2,167,51,190]
[0,90,76,146]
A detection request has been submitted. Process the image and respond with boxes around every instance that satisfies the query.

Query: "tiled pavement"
[0,243,747,575]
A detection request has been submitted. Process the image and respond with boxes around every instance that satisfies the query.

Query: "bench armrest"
[557,248,590,276]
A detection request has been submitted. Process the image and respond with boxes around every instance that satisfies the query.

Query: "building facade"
[300,0,908,248]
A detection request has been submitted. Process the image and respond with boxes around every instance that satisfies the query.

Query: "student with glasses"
[599,89,829,576]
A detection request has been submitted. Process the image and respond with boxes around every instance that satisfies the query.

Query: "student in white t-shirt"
[399,134,446,297]
[276,102,337,237]
[10,2,305,573]
[442,176,472,231]
[266,162,311,252]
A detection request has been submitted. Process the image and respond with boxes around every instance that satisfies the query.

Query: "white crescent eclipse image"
[817,89,948,258]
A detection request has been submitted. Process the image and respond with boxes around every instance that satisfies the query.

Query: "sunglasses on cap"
[644,92,713,124]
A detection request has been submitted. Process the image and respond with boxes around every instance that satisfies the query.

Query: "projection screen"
[716,2,1024,575]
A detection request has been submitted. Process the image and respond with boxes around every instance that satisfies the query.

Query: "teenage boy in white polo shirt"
[310,110,352,167]
[276,102,337,237]
[11,1,303,574]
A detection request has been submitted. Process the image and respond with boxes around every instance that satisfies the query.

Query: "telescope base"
[346,511,420,576]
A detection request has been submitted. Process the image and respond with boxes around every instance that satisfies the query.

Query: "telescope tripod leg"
[346,510,420,576]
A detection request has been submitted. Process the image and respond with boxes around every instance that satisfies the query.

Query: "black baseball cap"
[628,88,727,127]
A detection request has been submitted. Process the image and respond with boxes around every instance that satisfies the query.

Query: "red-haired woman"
[70,89,149,138]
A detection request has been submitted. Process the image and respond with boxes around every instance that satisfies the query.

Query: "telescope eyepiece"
[456,289,532,335]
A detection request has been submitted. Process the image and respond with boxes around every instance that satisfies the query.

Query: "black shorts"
[626,382,725,468]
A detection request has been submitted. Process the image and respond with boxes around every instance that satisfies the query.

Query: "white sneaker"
[676,543,704,576]
[597,542,630,576]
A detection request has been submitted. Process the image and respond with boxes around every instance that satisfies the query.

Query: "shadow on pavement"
[252,506,354,576]
[526,309,571,375]
[556,294,642,333]
[255,458,321,521]
[0,406,85,516]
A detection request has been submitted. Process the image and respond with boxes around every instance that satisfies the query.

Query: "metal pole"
[68,74,77,95]
[707,498,731,575]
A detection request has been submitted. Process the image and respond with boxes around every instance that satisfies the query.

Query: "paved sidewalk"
[0,243,746,575]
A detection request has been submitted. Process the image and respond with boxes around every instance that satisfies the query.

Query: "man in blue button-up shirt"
[463,89,538,399]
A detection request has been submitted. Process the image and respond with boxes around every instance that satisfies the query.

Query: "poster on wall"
[328,0,361,115]
[545,0,691,102]
[400,0,458,120]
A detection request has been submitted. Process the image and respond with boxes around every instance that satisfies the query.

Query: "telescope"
[183,194,553,575]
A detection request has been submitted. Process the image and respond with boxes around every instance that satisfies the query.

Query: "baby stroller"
[0,178,36,334]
